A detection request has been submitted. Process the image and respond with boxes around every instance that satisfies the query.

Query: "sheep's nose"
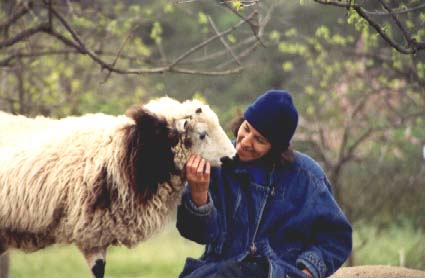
[220,156,236,168]
[184,137,192,148]
[220,156,234,164]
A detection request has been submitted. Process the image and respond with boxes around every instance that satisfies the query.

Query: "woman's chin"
[238,152,254,162]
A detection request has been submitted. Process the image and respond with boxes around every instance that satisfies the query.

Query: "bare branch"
[207,15,241,66]
[187,36,257,64]
[43,2,246,75]
[0,47,160,68]
[216,39,260,69]
[313,0,352,9]
[378,0,411,45]
[363,2,425,16]
[0,23,50,49]
[165,66,243,75]
[47,0,53,28]
[102,24,139,83]
[343,127,374,164]
[0,1,33,30]
[220,1,264,46]
[352,6,422,54]
[42,28,244,75]
[170,11,255,67]
[48,7,95,56]
[296,137,331,170]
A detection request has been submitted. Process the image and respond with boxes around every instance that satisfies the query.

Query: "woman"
[176,90,352,278]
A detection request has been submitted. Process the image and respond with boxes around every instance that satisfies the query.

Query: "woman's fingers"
[204,161,211,176]
[185,155,211,205]
[197,158,206,176]
[186,154,199,177]
[190,155,201,174]
[185,154,195,173]
[186,154,210,184]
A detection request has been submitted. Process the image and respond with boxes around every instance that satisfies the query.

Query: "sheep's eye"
[199,131,208,140]
[195,108,202,114]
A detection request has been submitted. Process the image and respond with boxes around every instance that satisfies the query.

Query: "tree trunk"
[0,254,9,278]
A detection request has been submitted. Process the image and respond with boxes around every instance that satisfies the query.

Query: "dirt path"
[333,265,425,278]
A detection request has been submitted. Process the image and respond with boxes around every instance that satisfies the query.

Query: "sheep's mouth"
[219,155,237,168]
[220,155,232,163]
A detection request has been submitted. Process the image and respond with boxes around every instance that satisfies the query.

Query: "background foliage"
[1,0,424,276]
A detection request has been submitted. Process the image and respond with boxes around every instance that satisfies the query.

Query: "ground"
[333,265,425,278]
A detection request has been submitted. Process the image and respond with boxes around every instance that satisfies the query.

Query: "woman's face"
[236,120,272,162]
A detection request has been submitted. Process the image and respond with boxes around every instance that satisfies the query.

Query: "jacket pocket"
[278,244,302,263]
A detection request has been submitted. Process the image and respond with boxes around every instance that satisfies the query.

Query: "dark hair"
[231,116,295,165]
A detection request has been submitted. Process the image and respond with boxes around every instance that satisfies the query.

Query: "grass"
[8,221,425,277]
[353,221,425,269]
[9,223,203,278]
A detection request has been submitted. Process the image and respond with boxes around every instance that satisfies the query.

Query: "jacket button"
[250,244,257,255]
[270,187,275,197]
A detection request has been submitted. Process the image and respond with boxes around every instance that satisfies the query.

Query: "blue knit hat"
[244,90,298,148]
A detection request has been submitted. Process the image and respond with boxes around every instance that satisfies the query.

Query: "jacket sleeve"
[296,177,352,278]
[176,184,221,245]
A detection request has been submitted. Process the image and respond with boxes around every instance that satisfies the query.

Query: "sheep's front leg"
[79,246,107,278]
[0,241,5,255]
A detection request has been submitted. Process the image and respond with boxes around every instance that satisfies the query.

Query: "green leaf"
[164,3,174,13]
[282,62,294,72]
[269,30,280,42]
[150,22,163,45]
[232,0,243,11]
[227,34,237,44]
[315,25,330,40]
[284,28,298,37]
[198,12,208,25]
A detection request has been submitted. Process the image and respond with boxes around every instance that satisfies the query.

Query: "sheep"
[0,97,236,278]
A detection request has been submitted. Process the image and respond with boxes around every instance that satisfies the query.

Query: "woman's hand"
[186,154,211,207]
[302,269,313,278]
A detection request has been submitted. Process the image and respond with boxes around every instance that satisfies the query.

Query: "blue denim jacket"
[176,152,352,278]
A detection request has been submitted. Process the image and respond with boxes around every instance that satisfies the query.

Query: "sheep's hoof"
[92,259,105,278]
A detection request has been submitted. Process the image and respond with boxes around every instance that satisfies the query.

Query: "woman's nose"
[240,135,252,148]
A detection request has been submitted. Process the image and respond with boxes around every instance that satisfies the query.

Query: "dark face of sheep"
[121,107,180,202]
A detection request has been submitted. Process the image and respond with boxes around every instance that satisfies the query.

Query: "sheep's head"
[144,97,236,167]
[173,100,236,167]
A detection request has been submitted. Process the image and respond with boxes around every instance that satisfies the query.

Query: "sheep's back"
[0,113,130,235]
[0,111,187,251]
[0,112,59,147]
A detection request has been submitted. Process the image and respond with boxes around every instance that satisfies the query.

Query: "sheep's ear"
[175,118,189,132]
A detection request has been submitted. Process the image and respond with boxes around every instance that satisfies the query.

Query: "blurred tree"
[277,17,424,265]
[0,0,267,75]
[0,0,277,115]
[313,0,425,54]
